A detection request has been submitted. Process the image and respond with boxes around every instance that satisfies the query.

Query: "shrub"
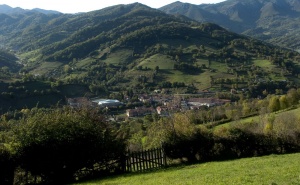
[12,107,126,184]
[0,147,15,185]
[164,130,213,163]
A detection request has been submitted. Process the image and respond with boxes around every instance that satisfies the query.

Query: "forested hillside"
[0,2,299,111]
[160,0,300,51]
[1,2,300,185]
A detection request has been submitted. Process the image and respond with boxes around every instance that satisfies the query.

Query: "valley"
[0,3,299,112]
[1,1,300,185]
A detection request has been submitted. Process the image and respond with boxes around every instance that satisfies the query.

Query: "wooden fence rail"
[125,148,167,172]
[13,148,167,184]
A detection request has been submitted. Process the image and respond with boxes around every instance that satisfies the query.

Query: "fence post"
[138,151,142,171]
[125,147,167,173]
[162,147,167,167]
[120,153,126,173]
[132,152,136,172]
[142,150,146,171]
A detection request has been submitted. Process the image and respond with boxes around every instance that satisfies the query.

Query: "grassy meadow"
[214,106,300,132]
[72,153,300,185]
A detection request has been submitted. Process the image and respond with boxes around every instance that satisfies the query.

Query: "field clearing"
[252,59,273,68]
[104,49,132,65]
[75,58,94,68]
[139,54,175,69]
[19,49,42,62]
[214,106,300,131]
[210,61,228,73]
[164,70,212,90]
[73,153,300,185]
[30,61,63,75]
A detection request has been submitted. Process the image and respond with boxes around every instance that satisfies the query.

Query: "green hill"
[0,49,19,70]
[160,0,300,50]
[73,153,300,185]
[0,3,299,110]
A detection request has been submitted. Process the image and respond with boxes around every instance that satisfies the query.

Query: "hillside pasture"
[103,49,133,65]
[72,153,300,185]
[252,59,273,68]
[29,61,63,76]
[213,106,300,132]
[163,70,212,90]
[138,54,175,70]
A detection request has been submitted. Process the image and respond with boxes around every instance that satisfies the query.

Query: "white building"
[92,99,123,108]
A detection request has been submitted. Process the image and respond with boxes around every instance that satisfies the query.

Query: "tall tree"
[268,96,280,112]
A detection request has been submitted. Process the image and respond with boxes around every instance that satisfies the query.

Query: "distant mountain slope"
[0,2,299,111]
[0,3,288,64]
[160,0,300,50]
[0,4,61,14]
[0,3,297,71]
[0,49,20,71]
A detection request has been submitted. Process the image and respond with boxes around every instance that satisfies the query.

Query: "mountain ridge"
[160,0,300,50]
[0,2,299,111]
[0,4,61,15]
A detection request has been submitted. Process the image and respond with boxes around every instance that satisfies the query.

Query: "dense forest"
[160,0,300,50]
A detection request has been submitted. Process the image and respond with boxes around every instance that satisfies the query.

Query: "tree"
[12,107,126,184]
[63,64,71,73]
[175,55,180,62]
[273,112,300,152]
[242,101,251,116]
[200,45,206,52]
[286,88,300,106]
[268,96,280,112]
[0,147,15,185]
[279,95,288,110]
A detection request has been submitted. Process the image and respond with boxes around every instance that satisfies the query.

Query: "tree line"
[1,88,300,184]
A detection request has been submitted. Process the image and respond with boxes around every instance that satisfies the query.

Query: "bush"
[0,147,15,185]
[163,121,213,163]
[163,125,300,164]
[12,107,126,184]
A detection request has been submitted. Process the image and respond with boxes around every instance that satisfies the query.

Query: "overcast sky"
[0,0,225,13]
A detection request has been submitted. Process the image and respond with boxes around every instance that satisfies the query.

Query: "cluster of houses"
[126,97,230,117]
[67,95,230,118]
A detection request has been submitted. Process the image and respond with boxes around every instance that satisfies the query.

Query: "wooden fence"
[13,148,167,184]
[124,148,167,172]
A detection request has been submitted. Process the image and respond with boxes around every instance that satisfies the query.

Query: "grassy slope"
[73,153,300,185]
[138,54,175,70]
[137,53,235,90]
[214,106,300,131]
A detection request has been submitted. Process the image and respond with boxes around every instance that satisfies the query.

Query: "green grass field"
[72,153,300,185]
[165,70,212,90]
[214,106,300,132]
[252,59,273,68]
[104,49,133,65]
[30,61,63,75]
[139,54,175,70]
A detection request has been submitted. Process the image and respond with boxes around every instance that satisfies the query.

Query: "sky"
[0,0,225,13]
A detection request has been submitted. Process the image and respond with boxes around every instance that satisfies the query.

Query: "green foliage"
[0,49,20,72]
[160,0,300,50]
[160,90,300,163]
[0,146,15,185]
[268,95,280,112]
[10,107,126,184]
[1,2,300,99]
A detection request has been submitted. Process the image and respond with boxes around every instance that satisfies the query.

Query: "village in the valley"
[67,91,230,120]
